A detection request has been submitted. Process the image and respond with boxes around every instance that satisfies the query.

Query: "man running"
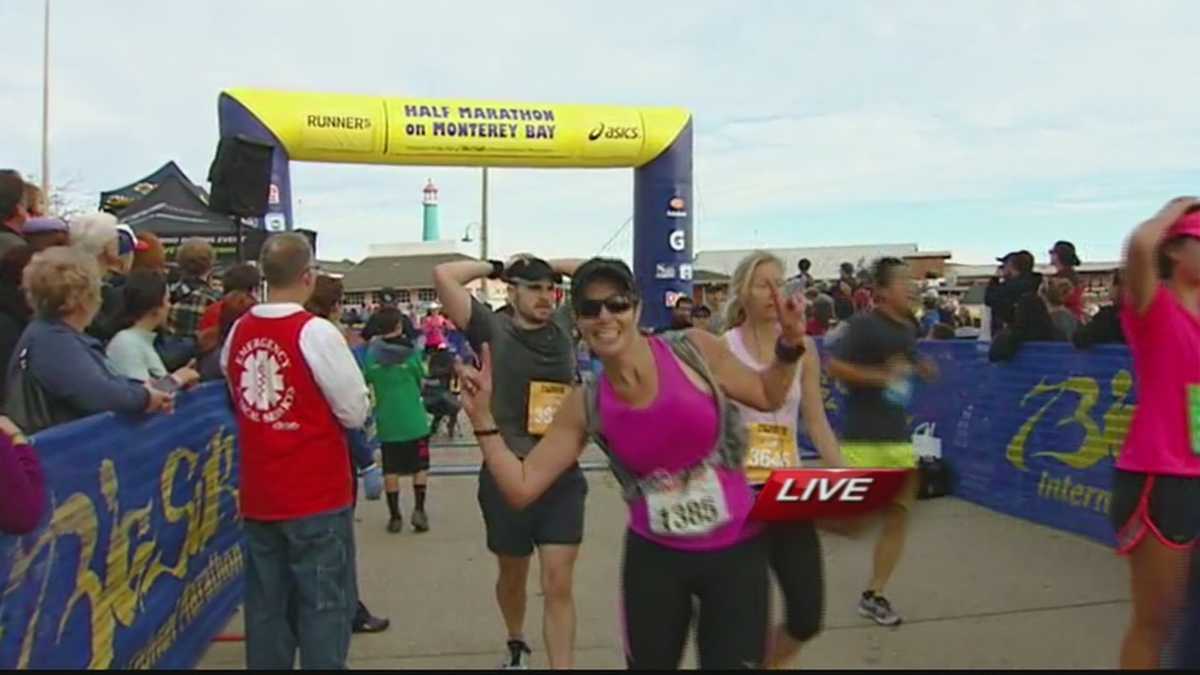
[433,254,584,669]
[222,233,370,668]
[828,256,937,627]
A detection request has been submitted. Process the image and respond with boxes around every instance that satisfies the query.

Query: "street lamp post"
[41,0,51,195]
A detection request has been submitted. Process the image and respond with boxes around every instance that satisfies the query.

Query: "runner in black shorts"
[1111,197,1200,668]
[433,253,585,669]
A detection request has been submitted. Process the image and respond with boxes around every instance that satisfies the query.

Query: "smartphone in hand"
[150,376,181,394]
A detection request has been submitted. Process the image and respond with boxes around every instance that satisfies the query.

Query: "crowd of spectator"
[985,241,1125,361]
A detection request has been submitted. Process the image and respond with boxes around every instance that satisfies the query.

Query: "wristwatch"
[775,338,806,363]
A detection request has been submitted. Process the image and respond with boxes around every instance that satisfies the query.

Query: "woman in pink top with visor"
[456,258,807,670]
[1115,197,1200,668]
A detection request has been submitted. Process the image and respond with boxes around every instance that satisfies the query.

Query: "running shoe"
[387,515,403,533]
[500,639,532,669]
[411,509,430,532]
[858,591,902,626]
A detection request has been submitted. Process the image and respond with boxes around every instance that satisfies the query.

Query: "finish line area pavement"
[199,444,1127,669]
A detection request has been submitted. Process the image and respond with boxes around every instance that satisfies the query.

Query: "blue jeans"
[243,508,357,670]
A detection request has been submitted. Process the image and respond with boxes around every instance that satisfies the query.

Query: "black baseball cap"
[570,257,638,308]
[1050,241,1081,267]
[504,257,562,284]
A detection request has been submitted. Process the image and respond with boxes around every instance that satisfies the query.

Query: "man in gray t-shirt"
[433,254,585,670]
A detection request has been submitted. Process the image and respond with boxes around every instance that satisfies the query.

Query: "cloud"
[2,0,1200,263]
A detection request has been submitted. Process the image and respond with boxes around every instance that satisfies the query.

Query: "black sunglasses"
[576,294,636,318]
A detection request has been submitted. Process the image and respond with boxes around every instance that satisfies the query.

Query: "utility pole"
[40,0,51,195]
[479,167,489,260]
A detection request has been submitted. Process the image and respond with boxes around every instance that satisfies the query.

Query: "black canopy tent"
[115,174,244,263]
[101,161,319,265]
[99,161,209,215]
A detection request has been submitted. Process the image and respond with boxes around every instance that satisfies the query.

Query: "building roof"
[317,259,358,277]
[342,253,474,292]
[693,268,730,284]
[693,243,920,281]
[947,261,1122,280]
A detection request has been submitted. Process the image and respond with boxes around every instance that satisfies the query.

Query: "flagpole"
[41,0,51,195]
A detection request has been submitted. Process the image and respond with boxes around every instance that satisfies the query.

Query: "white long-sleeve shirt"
[221,303,370,429]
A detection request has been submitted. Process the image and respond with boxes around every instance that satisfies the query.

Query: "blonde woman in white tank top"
[723,251,843,669]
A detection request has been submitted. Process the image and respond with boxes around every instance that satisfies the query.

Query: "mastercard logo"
[669,197,686,211]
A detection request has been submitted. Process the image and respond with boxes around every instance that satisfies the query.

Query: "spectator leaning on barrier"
[1050,240,1085,322]
[22,216,69,252]
[988,263,1062,362]
[167,238,220,341]
[221,232,370,669]
[69,212,132,342]
[985,250,1041,337]
[0,170,30,258]
[0,415,43,535]
[4,247,173,434]
[1073,270,1126,348]
[1042,277,1080,343]
[106,269,201,388]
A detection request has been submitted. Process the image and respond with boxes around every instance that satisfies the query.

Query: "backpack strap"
[580,370,643,501]
[662,332,748,471]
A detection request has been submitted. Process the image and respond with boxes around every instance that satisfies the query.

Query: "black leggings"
[767,520,825,641]
[621,530,768,670]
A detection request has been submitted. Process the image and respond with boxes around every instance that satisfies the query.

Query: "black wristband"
[475,428,501,437]
[775,338,805,363]
[487,260,505,280]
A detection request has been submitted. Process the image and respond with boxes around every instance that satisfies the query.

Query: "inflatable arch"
[218,89,694,327]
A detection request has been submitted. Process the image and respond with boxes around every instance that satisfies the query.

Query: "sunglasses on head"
[576,294,636,318]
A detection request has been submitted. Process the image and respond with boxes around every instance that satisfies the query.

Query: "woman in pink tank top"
[456,258,808,670]
[722,251,843,668]
[1114,197,1200,668]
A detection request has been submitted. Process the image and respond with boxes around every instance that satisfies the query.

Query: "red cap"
[1167,211,1200,242]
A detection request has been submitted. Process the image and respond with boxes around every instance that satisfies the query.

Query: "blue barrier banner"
[0,383,243,669]
[799,341,1131,546]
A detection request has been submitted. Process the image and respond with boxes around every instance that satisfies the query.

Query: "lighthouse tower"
[421,179,440,241]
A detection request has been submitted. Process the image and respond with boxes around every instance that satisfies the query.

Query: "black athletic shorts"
[381,437,430,475]
[1110,469,1200,553]
[766,520,825,641]
[478,462,587,557]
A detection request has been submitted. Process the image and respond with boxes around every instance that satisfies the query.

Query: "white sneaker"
[501,639,531,669]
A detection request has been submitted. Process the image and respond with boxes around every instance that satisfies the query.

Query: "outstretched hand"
[771,284,807,346]
[455,343,495,426]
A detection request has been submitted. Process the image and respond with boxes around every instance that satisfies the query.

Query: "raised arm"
[689,329,798,412]
[548,258,586,278]
[1126,197,1198,314]
[798,342,843,467]
[457,344,588,509]
[690,284,806,411]
[433,260,495,330]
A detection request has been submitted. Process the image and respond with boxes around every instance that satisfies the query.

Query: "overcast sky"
[4,0,1200,264]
